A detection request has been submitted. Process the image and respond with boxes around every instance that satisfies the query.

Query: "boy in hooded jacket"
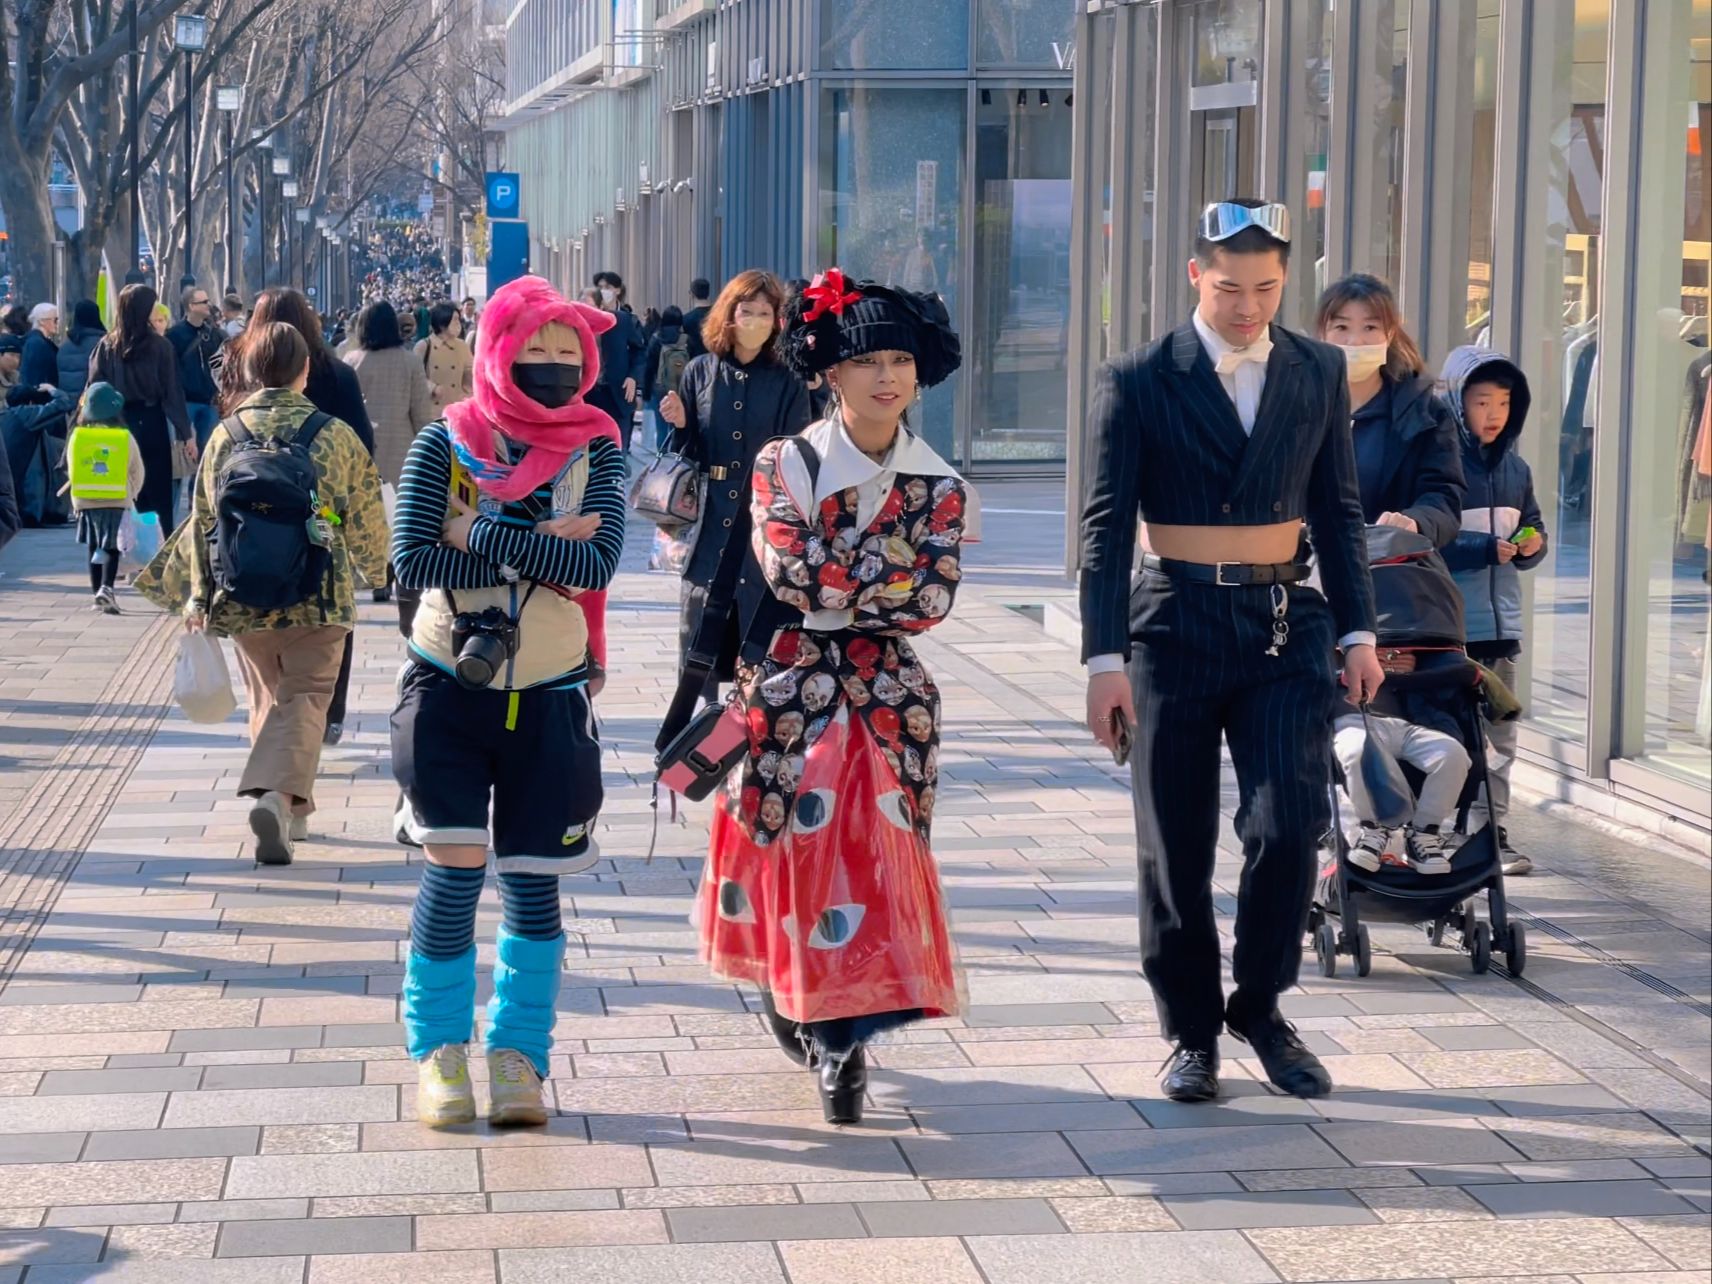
[1438,346,1548,875]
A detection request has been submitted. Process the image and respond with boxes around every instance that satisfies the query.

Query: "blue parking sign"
[485,172,521,220]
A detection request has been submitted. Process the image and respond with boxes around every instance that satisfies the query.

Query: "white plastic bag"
[381,481,398,525]
[118,508,162,574]
[174,631,237,724]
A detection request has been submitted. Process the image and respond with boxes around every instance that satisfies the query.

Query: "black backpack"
[211,410,334,611]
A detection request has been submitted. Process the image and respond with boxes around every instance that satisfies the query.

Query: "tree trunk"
[0,158,60,305]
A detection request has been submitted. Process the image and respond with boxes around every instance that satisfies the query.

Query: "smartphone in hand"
[1112,708,1132,767]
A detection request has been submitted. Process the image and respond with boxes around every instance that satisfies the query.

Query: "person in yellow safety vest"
[64,381,146,614]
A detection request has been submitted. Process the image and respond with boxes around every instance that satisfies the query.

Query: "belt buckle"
[709,465,727,481]
[1214,561,1242,587]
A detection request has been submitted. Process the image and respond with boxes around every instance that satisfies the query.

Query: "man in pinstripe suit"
[1079,200,1384,1103]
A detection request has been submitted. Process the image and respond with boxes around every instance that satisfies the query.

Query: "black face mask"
[511,362,582,409]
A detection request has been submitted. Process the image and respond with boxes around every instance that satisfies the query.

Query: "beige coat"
[414,335,474,416]
[343,345,438,485]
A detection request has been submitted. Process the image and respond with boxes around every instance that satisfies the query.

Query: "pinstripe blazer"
[1077,320,1376,660]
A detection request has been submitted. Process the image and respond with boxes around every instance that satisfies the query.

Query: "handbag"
[629,450,701,530]
[1365,525,1465,647]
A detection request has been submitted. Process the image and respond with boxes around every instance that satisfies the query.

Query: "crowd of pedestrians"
[0,195,1556,1137]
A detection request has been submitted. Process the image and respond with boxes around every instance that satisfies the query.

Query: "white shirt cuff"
[1339,631,1376,651]
[1086,653,1127,675]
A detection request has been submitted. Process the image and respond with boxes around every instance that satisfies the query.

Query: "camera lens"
[453,634,508,690]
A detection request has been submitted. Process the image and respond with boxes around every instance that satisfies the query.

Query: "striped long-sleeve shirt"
[392,424,626,595]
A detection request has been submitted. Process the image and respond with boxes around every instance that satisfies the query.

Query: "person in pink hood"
[389,275,627,1129]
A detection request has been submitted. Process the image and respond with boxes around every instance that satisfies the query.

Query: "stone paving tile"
[925,1178,1108,1200]
[260,1124,361,1154]
[1617,1214,1712,1270]
[665,1202,866,1243]
[1239,1167,1425,1192]
[856,1197,1065,1238]
[910,1101,1146,1134]
[311,1193,487,1217]
[1048,1195,1177,1232]
[0,1158,227,1206]
[968,1229,1279,1283]
[107,1221,222,1258]
[621,1183,797,1208]
[1314,1119,1529,1167]
[1244,1216,1674,1280]
[162,1085,398,1128]
[43,1202,177,1227]
[1161,1188,1377,1230]
[0,1227,103,1266]
[1066,1123,1347,1174]
[414,1209,668,1249]
[896,1130,1091,1179]
[498,1242,787,1283]
[307,1249,497,1284]
[649,1137,912,1186]
[487,1190,622,1213]
[796,1180,929,1203]
[1354,1185,1494,1222]
[1397,1050,1587,1089]
[481,1143,654,1191]
[201,1062,363,1090]
[0,1092,165,1134]
[225,1150,478,1199]
[176,1199,310,1223]
[215,1215,411,1257]
[1483,1112,1698,1161]
[83,1126,260,1161]
[24,1261,307,1284]
[0,1134,86,1165]
[361,1118,587,1150]
[778,1236,985,1284]
[1468,1179,1698,1219]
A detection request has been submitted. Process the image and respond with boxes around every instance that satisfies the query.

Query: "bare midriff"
[1140,520,1303,566]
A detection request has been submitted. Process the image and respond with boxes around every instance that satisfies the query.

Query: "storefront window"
[1368,0,1408,289]
[1621,0,1711,785]
[819,0,969,71]
[977,0,1077,69]
[1520,0,1607,747]
[817,86,966,457]
[1460,0,1501,345]
[1293,1,1334,326]
[970,85,1074,463]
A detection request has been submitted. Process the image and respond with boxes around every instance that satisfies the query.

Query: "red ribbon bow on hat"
[802,268,862,322]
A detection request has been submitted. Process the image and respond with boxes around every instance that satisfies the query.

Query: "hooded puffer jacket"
[1438,345,1548,644]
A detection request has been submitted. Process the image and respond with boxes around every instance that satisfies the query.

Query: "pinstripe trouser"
[1127,571,1337,1047]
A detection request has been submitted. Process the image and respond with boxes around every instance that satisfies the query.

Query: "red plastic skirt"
[695,706,962,1026]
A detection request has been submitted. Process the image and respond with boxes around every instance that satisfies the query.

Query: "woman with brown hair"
[89,283,194,532]
[1316,273,1464,547]
[221,289,378,744]
[137,322,387,865]
[659,270,811,703]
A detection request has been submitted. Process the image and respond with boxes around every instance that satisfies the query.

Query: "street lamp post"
[281,179,298,286]
[215,88,242,291]
[294,207,311,291]
[127,0,142,281]
[271,156,290,284]
[252,131,271,286]
[174,15,209,288]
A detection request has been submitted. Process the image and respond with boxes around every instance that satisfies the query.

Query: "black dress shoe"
[817,1045,867,1125]
[1160,1044,1220,1102]
[758,991,811,1067]
[1228,1011,1332,1098]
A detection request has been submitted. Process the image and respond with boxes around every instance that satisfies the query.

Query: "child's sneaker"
[249,791,295,866]
[1406,826,1453,875]
[487,1048,548,1126]
[94,586,121,615]
[1347,824,1389,872]
[416,1045,477,1127]
[1498,826,1534,875]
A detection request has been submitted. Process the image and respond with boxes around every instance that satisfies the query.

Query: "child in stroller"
[1332,649,1470,876]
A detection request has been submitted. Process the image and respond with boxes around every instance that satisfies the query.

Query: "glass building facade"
[497,0,1077,467]
[1068,0,1711,839]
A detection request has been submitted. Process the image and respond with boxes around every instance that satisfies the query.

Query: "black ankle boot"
[817,1045,867,1125]
[759,991,811,1067]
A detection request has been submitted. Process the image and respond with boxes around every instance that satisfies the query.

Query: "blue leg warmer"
[402,946,478,1061]
[485,926,564,1078]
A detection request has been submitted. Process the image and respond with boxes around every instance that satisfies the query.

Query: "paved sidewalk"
[0,497,1707,1284]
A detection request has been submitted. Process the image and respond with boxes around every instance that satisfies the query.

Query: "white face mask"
[598,287,618,307]
[734,316,774,344]
[1342,343,1389,384]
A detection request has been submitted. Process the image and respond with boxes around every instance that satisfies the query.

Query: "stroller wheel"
[1426,918,1447,948]
[1355,924,1373,977]
[1505,922,1527,976]
[1315,922,1338,978]
[1470,921,1492,974]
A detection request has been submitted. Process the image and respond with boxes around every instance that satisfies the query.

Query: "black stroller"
[1306,527,1527,980]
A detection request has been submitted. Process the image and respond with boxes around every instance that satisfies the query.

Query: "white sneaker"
[416,1045,476,1127]
[94,586,121,615]
[1348,824,1389,872]
[487,1048,548,1127]
[1406,827,1452,875]
[249,791,295,866]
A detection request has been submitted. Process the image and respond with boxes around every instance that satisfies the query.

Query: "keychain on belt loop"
[1265,583,1290,656]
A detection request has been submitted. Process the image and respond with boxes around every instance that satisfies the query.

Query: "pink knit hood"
[443,275,619,503]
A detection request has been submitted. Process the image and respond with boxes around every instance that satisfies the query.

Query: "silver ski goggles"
[1199,201,1292,245]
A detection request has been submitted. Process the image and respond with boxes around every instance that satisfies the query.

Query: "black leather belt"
[1140,554,1310,586]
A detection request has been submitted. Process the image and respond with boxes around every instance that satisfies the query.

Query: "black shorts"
[391,662,603,874]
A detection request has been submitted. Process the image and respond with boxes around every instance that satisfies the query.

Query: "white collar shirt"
[1192,309,1272,434]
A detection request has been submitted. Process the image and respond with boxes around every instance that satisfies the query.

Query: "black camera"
[450,608,519,690]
